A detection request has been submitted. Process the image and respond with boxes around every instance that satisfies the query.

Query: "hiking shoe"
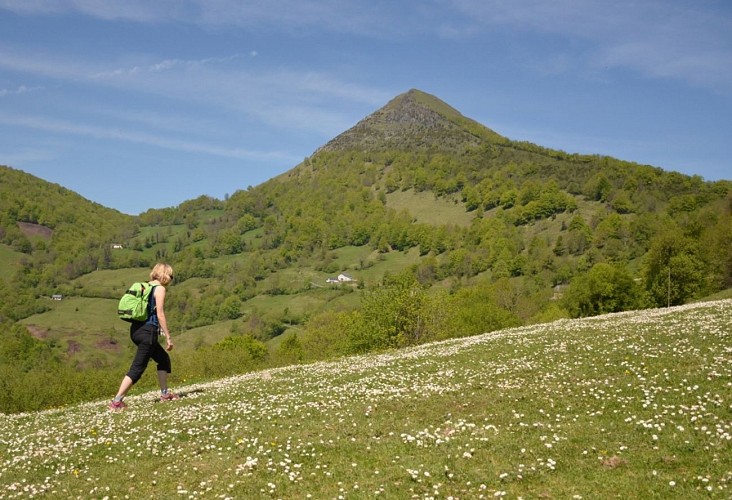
[160,392,180,402]
[109,400,127,412]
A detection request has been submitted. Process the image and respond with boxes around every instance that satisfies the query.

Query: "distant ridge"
[318,88,506,153]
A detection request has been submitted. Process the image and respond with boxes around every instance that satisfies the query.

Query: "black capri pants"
[126,322,171,383]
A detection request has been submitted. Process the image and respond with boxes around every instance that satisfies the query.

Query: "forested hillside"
[1,89,730,412]
[0,167,136,320]
[217,89,731,315]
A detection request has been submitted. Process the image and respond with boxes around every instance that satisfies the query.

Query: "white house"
[111,244,124,249]
[326,273,357,284]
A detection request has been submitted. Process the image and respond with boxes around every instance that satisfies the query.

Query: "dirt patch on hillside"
[26,324,49,339]
[67,340,82,354]
[17,222,53,239]
[96,337,121,353]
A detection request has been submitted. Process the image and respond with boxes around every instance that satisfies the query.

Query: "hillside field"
[0,245,23,281]
[1,300,730,498]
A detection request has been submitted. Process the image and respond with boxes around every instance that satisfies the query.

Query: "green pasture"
[356,246,423,285]
[196,209,225,222]
[70,267,150,297]
[243,286,359,322]
[386,189,474,226]
[174,319,239,350]
[329,245,375,272]
[0,244,22,281]
[19,296,128,367]
[174,319,301,352]
[136,223,188,240]
[240,227,264,250]
[252,265,327,294]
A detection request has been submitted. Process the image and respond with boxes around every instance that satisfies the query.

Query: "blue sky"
[1,1,730,215]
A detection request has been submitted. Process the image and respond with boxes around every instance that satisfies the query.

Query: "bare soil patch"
[26,324,49,339]
[17,222,53,239]
[96,337,121,353]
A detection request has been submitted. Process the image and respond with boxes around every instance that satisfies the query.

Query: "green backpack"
[117,281,156,322]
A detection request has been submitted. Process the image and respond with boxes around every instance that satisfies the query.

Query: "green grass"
[242,287,359,321]
[137,223,188,240]
[0,244,23,281]
[197,209,225,223]
[386,189,474,227]
[357,246,423,285]
[175,319,239,350]
[19,296,119,332]
[70,267,150,298]
[698,288,732,302]
[18,296,129,367]
[2,300,730,498]
[254,266,330,293]
[330,245,375,272]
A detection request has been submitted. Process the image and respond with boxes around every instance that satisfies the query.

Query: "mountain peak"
[317,89,505,153]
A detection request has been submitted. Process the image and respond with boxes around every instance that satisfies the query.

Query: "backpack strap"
[146,284,158,324]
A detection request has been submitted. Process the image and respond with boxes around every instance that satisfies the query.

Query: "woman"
[110,263,178,411]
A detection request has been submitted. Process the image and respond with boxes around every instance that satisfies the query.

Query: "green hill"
[1,89,730,413]
[1,300,729,498]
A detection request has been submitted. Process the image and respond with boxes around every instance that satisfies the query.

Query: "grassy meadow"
[1,300,730,499]
[0,245,23,282]
[385,190,474,227]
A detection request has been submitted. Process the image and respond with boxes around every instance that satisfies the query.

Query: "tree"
[566,215,592,255]
[563,263,644,317]
[352,271,429,351]
[611,189,634,214]
[220,295,242,320]
[300,311,353,360]
[642,233,705,307]
[213,334,267,361]
[447,285,520,337]
[584,174,612,202]
[276,333,304,365]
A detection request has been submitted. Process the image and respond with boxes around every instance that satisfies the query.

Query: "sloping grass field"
[0,245,23,282]
[386,189,474,227]
[1,300,730,498]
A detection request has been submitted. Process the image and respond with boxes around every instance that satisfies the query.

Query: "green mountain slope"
[2,300,730,497]
[1,90,730,413]
[232,89,730,310]
[0,166,138,319]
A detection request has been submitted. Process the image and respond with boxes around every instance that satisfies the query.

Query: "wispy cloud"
[0,0,404,35]
[0,111,298,162]
[0,84,43,96]
[0,44,386,137]
[3,0,728,92]
[0,0,194,22]
[0,47,88,80]
[90,54,241,79]
[449,0,732,91]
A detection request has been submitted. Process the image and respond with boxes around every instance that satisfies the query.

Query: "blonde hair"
[150,263,174,286]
